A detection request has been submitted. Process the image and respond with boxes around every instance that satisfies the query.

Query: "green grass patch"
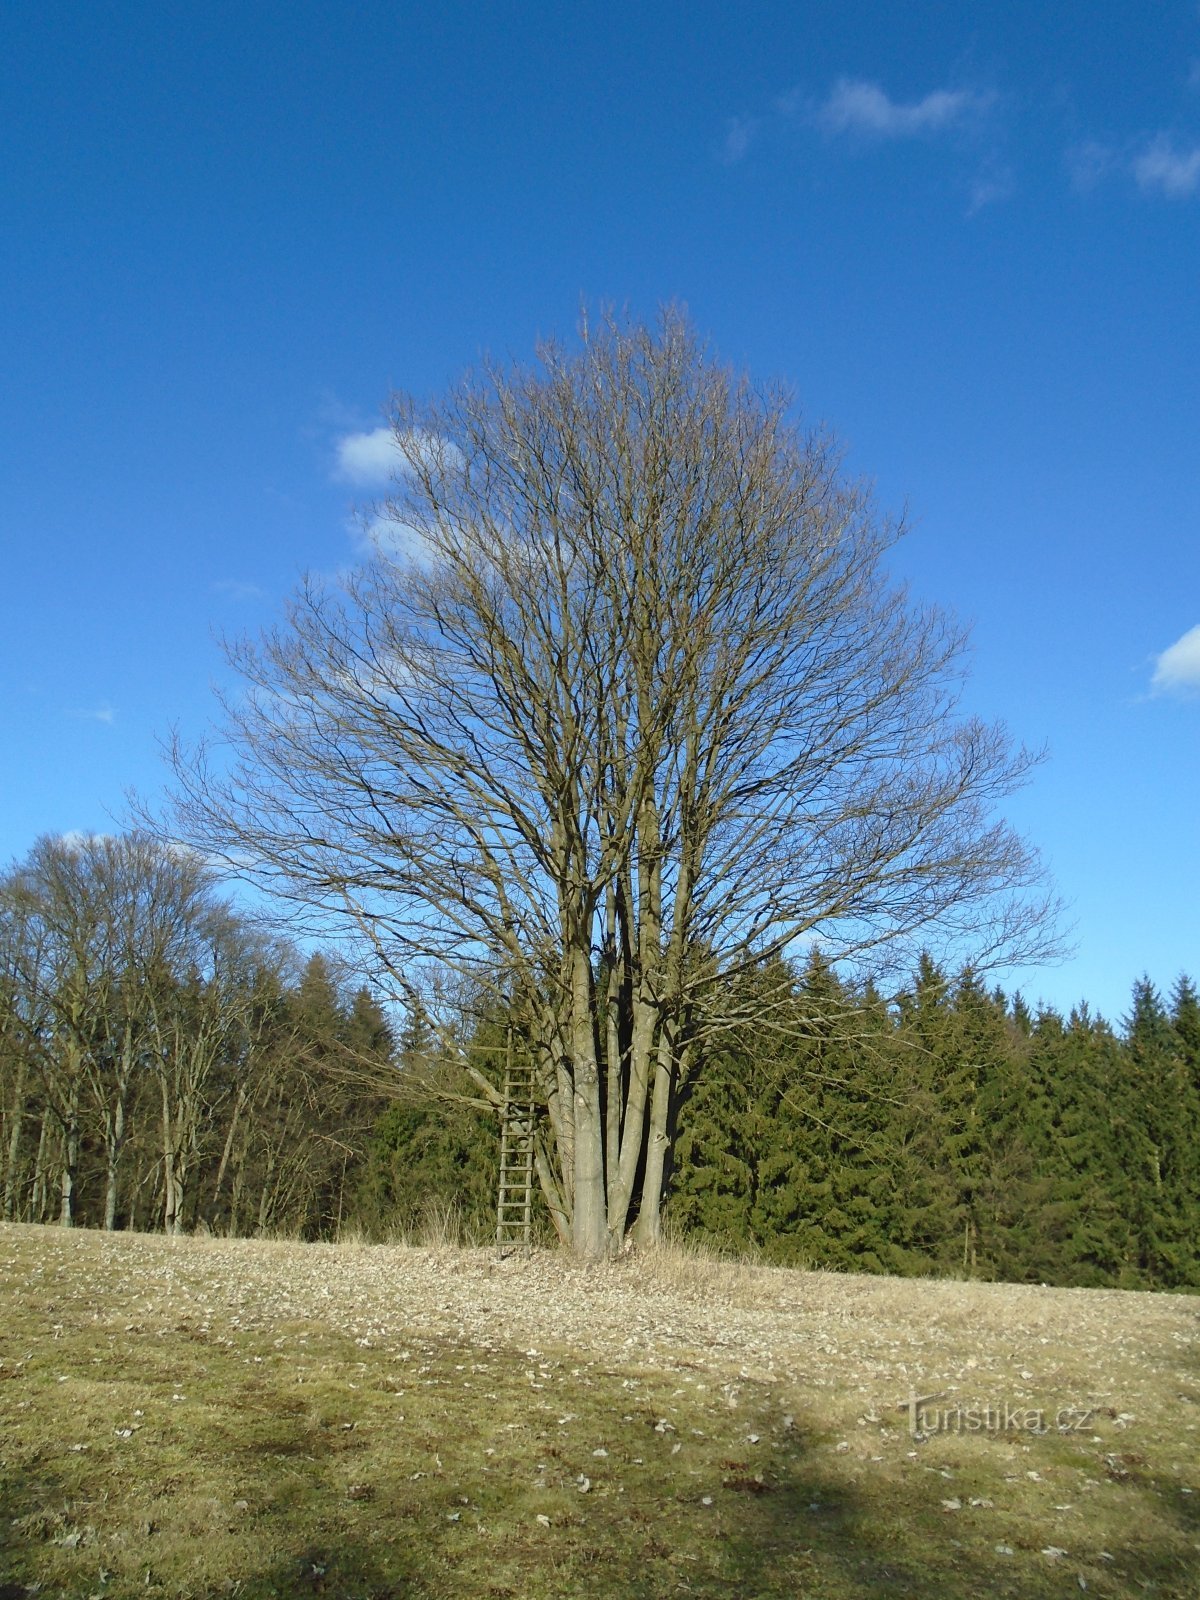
[1,1224,1197,1598]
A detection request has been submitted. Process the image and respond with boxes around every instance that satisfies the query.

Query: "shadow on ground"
[5,1432,1198,1600]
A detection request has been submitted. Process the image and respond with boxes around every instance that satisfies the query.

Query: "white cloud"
[1065,139,1115,190]
[1133,135,1200,197]
[1067,134,1200,199]
[212,579,264,602]
[817,78,994,139]
[721,114,757,165]
[1152,624,1200,694]
[353,510,433,566]
[68,702,115,724]
[334,425,463,490]
[335,426,401,488]
[967,168,1014,213]
[59,830,115,851]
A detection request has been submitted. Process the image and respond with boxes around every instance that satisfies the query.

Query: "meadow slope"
[1,1224,1197,1598]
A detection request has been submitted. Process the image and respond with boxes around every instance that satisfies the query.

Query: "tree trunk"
[103,1093,125,1231]
[533,1132,571,1243]
[603,879,629,1196]
[161,1074,179,1233]
[256,1144,278,1233]
[58,1108,78,1227]
[569,941,606,1260]
[209,1079,250,1227]
[632,1029,676,1247]
[30,1104,51,1222]
[605,993,654,1254]
[229,1155,245,1237]
[99,1023,135,1231]
[2,1056,29,1221]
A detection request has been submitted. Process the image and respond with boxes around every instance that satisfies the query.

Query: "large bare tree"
[167,309,1058,1259]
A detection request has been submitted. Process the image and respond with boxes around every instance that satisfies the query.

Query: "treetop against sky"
[1,0,1197,1020]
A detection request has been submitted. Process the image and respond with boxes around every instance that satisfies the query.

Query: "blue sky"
[3,0,1197,1023]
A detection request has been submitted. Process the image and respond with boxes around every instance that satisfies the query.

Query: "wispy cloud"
[1068,134,1200,199]
[967,167,1015,213]
[1133,135,1200,196]
[353,510,432,565]
[212,579,264,602]
[1152,624,1200,695]
[720,114,758,165]
[726,75,1006,213]
[335,426,401,488]
[68,702,115,725]
[1064,139,1115,190]
[59,829,115,851]
[334,425,462,492]
[816,78,995,140]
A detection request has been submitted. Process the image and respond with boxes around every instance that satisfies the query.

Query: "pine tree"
[355,1094,499,1241]
[670,1043,762,1250]
[777,956,901,1271]
[345,987,396,1063]
[1168,975,1200,1273]
[1170,974,1200,1082]
[885,955,966,1272]
[1123,977,1199,1286]
[954,980,1042,1279]
[1018,1006,1133,1285]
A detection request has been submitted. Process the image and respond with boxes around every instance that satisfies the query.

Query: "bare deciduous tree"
[167,308,1059,1259]
[0,833,295,1232]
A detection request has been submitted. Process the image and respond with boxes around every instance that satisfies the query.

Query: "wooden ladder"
[496,1032,536,1249]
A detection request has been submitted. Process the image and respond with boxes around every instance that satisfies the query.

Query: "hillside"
[1,1224,1197,1597]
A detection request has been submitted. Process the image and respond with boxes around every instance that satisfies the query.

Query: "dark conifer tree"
[669,1040,761,1249]
[750,952,862,1268]
[1018,1006,1133,1285]
[1122,977,1199,1286]
[1170,974,1200,1078]
[886,955,964,1270]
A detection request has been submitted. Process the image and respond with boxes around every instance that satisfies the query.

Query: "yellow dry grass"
[1,1222,1197,1598]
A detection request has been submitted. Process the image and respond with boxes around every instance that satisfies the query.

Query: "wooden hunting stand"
[495,1023,535,1249]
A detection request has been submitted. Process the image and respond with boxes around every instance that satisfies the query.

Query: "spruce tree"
[1123,977,1199,1286]
[670,1039,761,1249]
[1021,1006,1133,1285]
[886,955,965,1272]
[750,952,861,1268]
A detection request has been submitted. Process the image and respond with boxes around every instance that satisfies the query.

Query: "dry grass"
[1,1222,1197,1598]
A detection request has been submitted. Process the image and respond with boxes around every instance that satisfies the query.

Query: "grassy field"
[1,1223,1197,1599]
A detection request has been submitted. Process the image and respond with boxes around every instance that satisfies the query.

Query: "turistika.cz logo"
[897,1390,1096,1438]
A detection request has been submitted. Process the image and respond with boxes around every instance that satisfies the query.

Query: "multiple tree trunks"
[0,835,394,1237]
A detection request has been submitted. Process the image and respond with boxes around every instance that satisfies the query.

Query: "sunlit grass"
[1,1223,1197,1598]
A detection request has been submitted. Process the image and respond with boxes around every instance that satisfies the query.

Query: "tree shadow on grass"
[4,1352,1198,1600]
[0,1458,94,1598]
[220,1461,1200,1600]
[4,1442,1198,1600]
[139,1420,1200,1600]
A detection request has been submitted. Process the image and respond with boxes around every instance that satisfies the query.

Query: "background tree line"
[669,952,1200,1290]
[0,832,395,1238]
[4,832,1196,1291]
[358,949,1200,1292]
